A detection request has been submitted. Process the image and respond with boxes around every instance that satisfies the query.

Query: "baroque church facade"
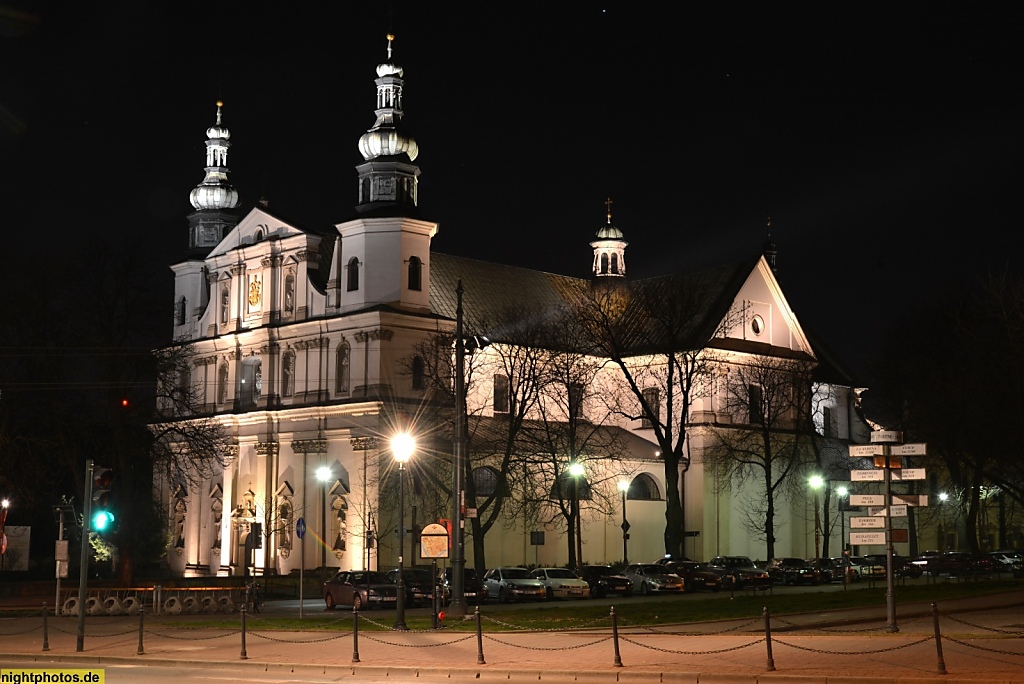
[158,37,872,578]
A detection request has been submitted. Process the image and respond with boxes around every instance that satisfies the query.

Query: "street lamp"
[809,475,824,564]
[391,433,414,631]
[569,462,585,571]
[316,466,332,578]
[835,485,849,587]
[1,499,9,573]
[617,480,630,565]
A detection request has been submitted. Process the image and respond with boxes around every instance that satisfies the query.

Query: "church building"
[158,36,871,578]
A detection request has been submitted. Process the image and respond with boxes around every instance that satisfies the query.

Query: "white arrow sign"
[851,469,884,481]
[893,494,928,507]
[867,505,909,517]
[849,494,885,506]
[850,516,886,528]
[892,443,927,456]
[850,532,887,545]
[850,444,885,457]
[892,468,926,481]
[870,430,903,444]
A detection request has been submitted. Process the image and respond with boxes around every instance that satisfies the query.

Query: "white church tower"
[590,197,627,278]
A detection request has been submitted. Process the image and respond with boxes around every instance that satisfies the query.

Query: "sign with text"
[867,505,909,517]
[892,443,927,456]
[870,431,903,444]
[851,469,884,481]
[850,516,886,529]
[850,444,884,457]
[893,494,928,507]
[850,494,885,506]
[850,532,887,545]
[420,523,450,559]
[892,469,926,481]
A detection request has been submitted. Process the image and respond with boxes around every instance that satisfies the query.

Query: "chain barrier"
[945,636,1024,656]
[143,628,241,640]
[772,636,932,655]
[943,614,1024,635]
[482,634,611,651]
[248,630,351,644]
[619,635,765,655]
[630,617,762,635]
[772,616,891,633]
[479,613,609,632]
[0,624,42,635]
[360,633,475,648]
[48,623,139,637]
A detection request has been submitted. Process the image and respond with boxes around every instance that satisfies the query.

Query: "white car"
[623,563,684,595]
[530,568,591,600]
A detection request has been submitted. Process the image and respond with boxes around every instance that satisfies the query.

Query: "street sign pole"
[883,446,898,633]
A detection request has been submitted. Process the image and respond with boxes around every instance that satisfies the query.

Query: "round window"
[751,315,765,336]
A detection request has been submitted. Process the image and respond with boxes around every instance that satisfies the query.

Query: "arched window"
[408,256,422,291]
[240,359,262,407]
[610,253,619,274]
[176,296,187,326]
[641,387,660,429]
[472,466,501,497]
[600,253,609,275]
[626,473,662,501]
[493,374,509,413]
[347,257,360,292]
[336,341,350,395]
[411,356,425,390]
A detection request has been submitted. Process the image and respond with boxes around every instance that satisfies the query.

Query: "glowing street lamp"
[391,433,415,631]
[569,462,585,571]
[617,480,630,565]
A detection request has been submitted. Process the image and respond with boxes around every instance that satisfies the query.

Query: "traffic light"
[91,467,117,534]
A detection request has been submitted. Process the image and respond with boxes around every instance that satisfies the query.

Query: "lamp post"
[569,462,585,571]
[835,485,849,588]
[809,475,823,564]
[391,433,414,631]
[617,480,630,565]
[315,466,332,581]
[0,499,9,573]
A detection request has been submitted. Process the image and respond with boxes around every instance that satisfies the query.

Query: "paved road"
[2,588,1023,683]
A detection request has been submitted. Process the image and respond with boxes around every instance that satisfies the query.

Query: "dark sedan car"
[666,561,721,592]
[386,567,436,607]
[767,558,821,585]
[578,565,634,598]
[322,570,398,611]
[439,567,489,605]
[708,556,772,590]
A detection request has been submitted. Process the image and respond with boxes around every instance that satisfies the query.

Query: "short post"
[352,606,361,663]
[931,602,946,675]
[239,603,248,660]
[763,606,775,672]
[137,605,145,656]
[154,585,162,615]
[475,606,485,665]
[610,606,622,667]
[42,603,49,652]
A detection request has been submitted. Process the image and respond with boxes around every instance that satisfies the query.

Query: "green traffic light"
[93,510,115,531]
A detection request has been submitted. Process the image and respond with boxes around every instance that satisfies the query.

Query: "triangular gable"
[207,207,311,259]
[715,256,814,358]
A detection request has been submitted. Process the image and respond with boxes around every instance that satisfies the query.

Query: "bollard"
[352,606,360,663]
[475,606,485,665]
[137,605,145,656]
[239,603,248,660]
[42,603,49,652]
[931,602,946,675]
[154,585,162,615]
[763,606,775,672]
[610,606,622,667]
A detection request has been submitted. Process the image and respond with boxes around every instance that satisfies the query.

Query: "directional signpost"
[848,430,930,633]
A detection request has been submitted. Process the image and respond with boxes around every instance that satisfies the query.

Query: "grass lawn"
[185,577,1023,632]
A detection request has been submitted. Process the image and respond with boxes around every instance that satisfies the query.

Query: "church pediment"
[206,207,310,259]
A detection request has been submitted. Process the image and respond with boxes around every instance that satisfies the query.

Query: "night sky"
[2,3,1021,379]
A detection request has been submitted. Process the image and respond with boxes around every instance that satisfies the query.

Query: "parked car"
[805,558,838,583]
[653,554,693,566]
[766,558,821,586]
[322,570,398,611]
[623,563,685,595]
[483,567,547,603]
[707,556,772,590]
[530,568,591,600]
[386,567,436,607]
[849,556,886,581]
[665,561,721,592]
[578,565,634,598]
[990,550,1023,572]
[439,567,489,605]
[862,553,923,579]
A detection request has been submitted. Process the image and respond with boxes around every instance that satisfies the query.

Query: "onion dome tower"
[591,197,628,277]
[355,34,420,216]
[187,101,240,255]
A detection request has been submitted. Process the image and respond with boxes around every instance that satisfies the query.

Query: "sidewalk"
[3,591,1023,683]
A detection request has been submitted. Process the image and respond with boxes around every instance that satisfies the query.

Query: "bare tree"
[704,355,816,559]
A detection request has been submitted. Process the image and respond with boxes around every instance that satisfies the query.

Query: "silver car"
[530,567,591,600]
[624,563,684,595]
[483,567,547,603]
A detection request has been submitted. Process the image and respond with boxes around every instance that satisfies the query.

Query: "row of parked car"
[322,549,1024,610]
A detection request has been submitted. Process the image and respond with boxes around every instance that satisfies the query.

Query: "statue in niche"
[210,497,223,550]
[173,499,187,554]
